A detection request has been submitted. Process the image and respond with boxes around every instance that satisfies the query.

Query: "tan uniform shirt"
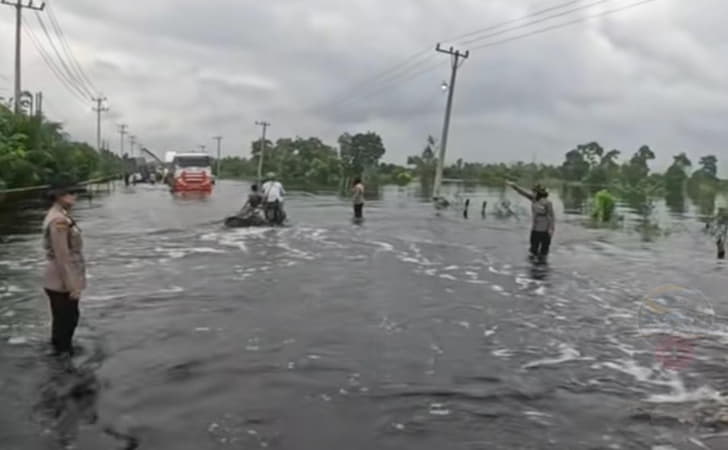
[42,204,87,294]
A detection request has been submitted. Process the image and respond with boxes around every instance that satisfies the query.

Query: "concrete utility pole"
[34,91,42,117]
[92,97,108,151]
[433,43,469,199]
[255,121,270,184]
[129,135,137,157]
[212,136,222,176]
[1,0,46,114]
[118,124,128,155]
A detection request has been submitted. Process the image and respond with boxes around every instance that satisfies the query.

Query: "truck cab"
[168,152,213,193]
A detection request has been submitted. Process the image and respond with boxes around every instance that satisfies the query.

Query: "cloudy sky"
[0,0,726,171]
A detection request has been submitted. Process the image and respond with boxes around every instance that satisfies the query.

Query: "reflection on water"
[1,180,727,449]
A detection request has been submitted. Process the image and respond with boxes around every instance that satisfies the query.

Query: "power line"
[310,0,616,111]
[320,0,658,112]
[469,0,659,51]
[44,1,98,96]
[322,56,442,111]
[460,0,614,46]
[33,11,93,99]
[449,0,595,44]
[22,16,89,107]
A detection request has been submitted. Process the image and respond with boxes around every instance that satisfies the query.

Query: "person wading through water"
[507,181,555,262]
[262,173,286,225]
[352,178,365,220]
[42,178,87,355]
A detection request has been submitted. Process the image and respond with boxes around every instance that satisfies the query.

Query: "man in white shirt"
[262,173,286,224]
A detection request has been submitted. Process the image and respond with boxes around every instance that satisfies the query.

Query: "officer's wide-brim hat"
[47,174,87,199]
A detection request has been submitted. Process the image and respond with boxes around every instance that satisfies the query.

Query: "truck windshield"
[174,157,210,168]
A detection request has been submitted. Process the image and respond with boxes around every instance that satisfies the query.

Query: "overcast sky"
[1,0,726,171]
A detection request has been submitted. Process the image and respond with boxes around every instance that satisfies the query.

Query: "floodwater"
[1,181,727,450]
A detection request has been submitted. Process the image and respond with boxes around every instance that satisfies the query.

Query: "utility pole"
[255,121,270,184]
[35,91,42,117]
[212,136,222,176]
[1,0,46,114]
[118,124,127,156]
[433,43,469,199]
[129,135,136,157]
[92,97,108,151]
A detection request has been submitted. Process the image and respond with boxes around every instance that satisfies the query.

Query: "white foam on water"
[371,241,394,252]
[493,348,514,358]
[596,359,688,391]
[523,410,552,418]
[534,286,547,296]
[195,327,211,332]
[8,336,28,345]
[157,286,185,294]
[465,280,488,285]
[489,266,511,276]
[3,310,15,318]
[439,274,457,281]
[456,321,470,329]
[484,326,498,337]
[430,344,444,355]
[646,385,722,404]
[307,354,321,360]
[84,293,125,302]
[443,265,459,271]
[393,423,405,431]
[522,344,582,369]
[429,403,451,416]
[491,285,504,292]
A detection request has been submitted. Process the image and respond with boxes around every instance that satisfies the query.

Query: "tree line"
[0,105,122,190]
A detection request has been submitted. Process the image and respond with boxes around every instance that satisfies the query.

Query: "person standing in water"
[506,181,555,261]
[352,178,365,219]
[262,173,286,224]
[42,179,87,355]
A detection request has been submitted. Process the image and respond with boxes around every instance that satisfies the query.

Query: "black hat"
[532,184,548,197]
[47,174,86,199]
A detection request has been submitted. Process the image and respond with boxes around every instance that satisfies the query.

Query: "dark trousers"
[265,201,282,224]
[530,230,552,257]
[45,289,79,354]
[354,203,364,219]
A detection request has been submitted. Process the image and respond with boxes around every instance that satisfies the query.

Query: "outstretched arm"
[506,181,534,201]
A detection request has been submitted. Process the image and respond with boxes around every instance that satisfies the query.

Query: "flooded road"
[1,181,727,449]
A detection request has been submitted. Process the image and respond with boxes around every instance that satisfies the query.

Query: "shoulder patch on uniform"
[54,220,69,230]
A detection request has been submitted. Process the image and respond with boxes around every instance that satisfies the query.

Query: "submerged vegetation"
[591,190,617,223]
[0,105,121,190]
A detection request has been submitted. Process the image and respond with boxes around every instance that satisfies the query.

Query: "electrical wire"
[470,0,659,51]
[460,0,613,46]
[23,16,90,108]
[33,12,94,99]
[45,1,99,96]
[310,0,619,111]
[322,0,658,112]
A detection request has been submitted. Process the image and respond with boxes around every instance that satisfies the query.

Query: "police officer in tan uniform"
[43,180,87,355]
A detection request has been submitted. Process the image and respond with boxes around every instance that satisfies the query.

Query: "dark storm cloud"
[1,0,726,171]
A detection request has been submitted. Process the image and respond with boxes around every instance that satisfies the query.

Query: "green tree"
[407,135,438,191]
[339,131,386,178]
